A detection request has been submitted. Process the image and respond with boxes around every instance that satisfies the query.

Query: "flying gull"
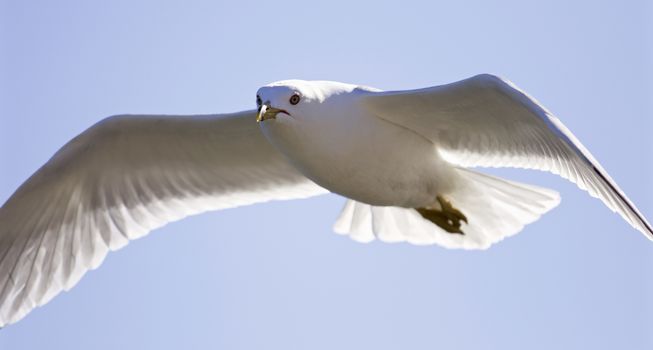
[0,74,650,326]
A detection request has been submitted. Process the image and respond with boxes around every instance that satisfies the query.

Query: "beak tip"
[256,104,279,123]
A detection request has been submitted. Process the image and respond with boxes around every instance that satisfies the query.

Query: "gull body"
[257,80,456,208]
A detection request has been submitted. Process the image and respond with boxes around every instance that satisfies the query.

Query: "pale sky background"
[1,1,652,349]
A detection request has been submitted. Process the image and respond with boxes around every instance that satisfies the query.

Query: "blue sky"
[1,0,652,349]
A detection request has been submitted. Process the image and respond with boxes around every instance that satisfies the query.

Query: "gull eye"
[256,95,262,109]
[289,94,301,105]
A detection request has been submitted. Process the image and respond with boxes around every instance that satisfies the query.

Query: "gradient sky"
[1,1,652,349]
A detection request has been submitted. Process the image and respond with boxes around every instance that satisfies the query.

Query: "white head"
[254,80,360,125]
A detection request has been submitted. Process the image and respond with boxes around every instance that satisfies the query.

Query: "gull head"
[255,81,307,123]
[255,80,361,124]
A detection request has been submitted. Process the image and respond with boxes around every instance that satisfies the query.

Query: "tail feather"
[333,168,560,250]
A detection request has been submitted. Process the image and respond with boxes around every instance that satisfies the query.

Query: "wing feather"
[362,74,652,239]
[0,111,326,326]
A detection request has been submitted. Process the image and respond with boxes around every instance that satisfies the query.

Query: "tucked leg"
[416,195,468,234]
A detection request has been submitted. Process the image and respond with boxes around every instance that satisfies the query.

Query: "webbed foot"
[416,195,468,235]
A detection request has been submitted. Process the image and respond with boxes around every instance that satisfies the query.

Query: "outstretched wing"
[0,111,327,326]
[361,74,652,239]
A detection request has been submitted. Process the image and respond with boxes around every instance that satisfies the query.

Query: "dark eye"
[256,95,262,108]
[289,94,301,105]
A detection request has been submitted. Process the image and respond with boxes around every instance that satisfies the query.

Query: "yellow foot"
[416,195,468,235]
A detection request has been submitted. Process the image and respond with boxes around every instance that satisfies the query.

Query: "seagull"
[0,74,651,327]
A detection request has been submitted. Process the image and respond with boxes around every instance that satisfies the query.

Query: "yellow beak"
[256,104,286,123]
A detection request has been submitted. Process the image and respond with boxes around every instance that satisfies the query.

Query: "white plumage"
[0,112,327,326]
[0,74,650,327]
